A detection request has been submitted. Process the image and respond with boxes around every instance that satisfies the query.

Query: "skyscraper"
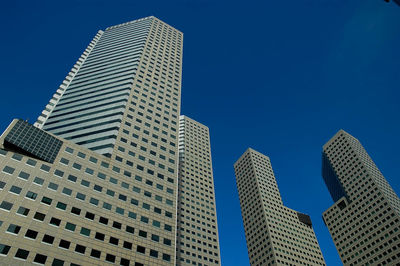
[176,115,221,266]
[0,16,185,265]
[322,130,400,265]
[234,148,325,266]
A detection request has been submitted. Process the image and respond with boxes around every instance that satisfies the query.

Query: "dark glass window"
[106,254,116,263]
[99,216,108,225]
[75,244,86,254]
[109,237,119,245]
[137,245,145,254]
[95,232,105,241]
[0,244,11,255]
[50,217,61,226]
[42,234,55,244]
[90,249,101,258]
[59,240,70,249]
[25,229,38,239]
[15,248,29,259]
[112,221,122,229]
[34,212,45,221]
[71,207,81,215]
[123,241,132,250]
[34,253,47,264]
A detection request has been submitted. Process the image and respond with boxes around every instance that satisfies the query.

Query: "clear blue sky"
[1,0,399,265]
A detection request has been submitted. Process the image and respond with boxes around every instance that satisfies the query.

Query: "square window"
[106,254,116,263]
[150,249,158,258]
[163,253,171,262]
[10,186,22,195]
[140,216,149,223]
[128,212,137,219]
[137,245,145,254]
[102,202,112,210]
[76,192,86,201]
[67,175,77,182]
[18,171,30,180]
[62,187,72,196]
[80,227,90,236]
[75,244,86,254]
[40,164,51,172]
[109,237,119,245]
[89,157,98,163]
[131,199,139,205]
[59,240,70,249]
[65,222,76,231]
[52,258,64,266]
[26,191,38,200]
[116,207,124,215]
[120,258,130,266]
[71,207,81,215]
[41,196,53,205]
[0,244,11,255]
[85,212,95,220]
[139,230,147,238]
[33,177,44,186]
[164,238,171,246]
[50,217,61,227]
[90,197,99,206]
[26,159,37,166]
[124,241,133,250]
[106,189,115,197]
[90,249,101,258]
[126,226,134,234]
[121,182,129,189]
[15,248,29,260]
[33,254,47,264]
[112,221,122,229]
[25,229,38,239]
[34,212,45,221]
[17,206,30,216]
[99,217,108,225]
[42,234,55,244]
[54,169,64,178]
[81,179,90,187]
[56,202,67,210]
[95,232,105,241]
[119,194,127,201]
[48,182,58,191]
[7,224,21,234]
[151,234,159,242]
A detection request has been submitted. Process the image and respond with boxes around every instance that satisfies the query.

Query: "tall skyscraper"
[0,16,187,265]
[234,148,325,266]
[176,115,221,266]
[322,130,400,265]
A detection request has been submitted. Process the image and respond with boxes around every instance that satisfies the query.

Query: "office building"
[322,130,400,265]
[0,16,183,265]
[234,148,325,266]
[176,115,221,265]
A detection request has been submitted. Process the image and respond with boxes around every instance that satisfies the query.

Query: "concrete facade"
[322,130,400,265]
[0,16,183,266]
[234,148,325,266]
[176,116,221,266]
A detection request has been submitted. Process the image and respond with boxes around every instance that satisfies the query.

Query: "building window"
[14,248,29,260]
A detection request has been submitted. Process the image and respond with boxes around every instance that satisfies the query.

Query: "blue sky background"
[1,0,399,265]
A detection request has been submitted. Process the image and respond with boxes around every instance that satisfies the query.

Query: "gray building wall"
[322,130,400,265]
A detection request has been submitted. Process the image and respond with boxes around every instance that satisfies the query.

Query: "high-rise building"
[0,16,184,265]
[176,115,221,266]
[234,148,325,266]
[322,130,400,265]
